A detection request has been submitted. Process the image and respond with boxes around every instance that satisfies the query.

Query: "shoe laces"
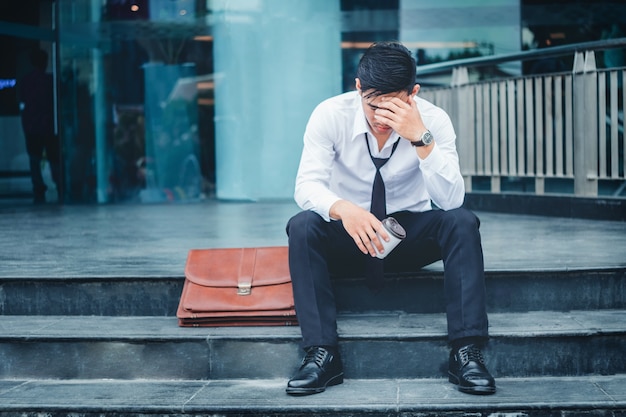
[302,347,330,368]
[457,345,485,366]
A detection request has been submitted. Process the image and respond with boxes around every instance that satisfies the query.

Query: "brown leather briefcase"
[176,246,298,327]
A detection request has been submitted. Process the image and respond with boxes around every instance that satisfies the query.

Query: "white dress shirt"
[294,91,465,222]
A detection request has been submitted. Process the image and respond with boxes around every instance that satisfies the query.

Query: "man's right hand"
[329,200,389,257]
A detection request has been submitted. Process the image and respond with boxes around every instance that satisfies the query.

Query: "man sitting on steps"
[285,41,496,396]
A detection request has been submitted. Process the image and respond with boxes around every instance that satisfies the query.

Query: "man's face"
[356,78,415,139]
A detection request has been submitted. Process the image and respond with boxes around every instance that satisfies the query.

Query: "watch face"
[422,131,433,145]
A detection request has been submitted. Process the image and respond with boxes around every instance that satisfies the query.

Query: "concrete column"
[212,0,341,200]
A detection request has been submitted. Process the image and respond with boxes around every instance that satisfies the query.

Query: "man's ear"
[355,78,362,93]
[412,84,420,96]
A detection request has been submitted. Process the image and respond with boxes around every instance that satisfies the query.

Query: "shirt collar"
[351,93,369,142]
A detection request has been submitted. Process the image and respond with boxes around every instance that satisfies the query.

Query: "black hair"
[356,41,416,99]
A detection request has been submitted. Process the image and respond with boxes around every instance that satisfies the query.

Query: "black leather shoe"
[286,346,344,395]
[448,344,496,395]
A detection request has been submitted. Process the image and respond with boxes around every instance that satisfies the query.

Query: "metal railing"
[418,38,626,198]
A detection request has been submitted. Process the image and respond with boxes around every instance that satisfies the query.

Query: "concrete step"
[1,267,624,316]
[1,310,624,380]
[0,375,624,416]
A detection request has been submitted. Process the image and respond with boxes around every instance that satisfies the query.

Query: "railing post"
[450,67,473,192]
[451,67,469,87]
[572,51,599,197]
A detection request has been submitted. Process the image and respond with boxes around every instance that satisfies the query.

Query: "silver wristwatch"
[411,130,434,147]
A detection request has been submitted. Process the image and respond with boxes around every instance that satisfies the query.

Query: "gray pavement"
[0,200,625,279]
[1,375,625,414]
[3,309,624,342]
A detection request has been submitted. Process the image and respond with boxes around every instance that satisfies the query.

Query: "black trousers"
[286,207,489,349]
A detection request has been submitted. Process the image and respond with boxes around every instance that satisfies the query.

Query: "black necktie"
[364,134,400,290]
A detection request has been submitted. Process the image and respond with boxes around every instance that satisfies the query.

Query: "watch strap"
[411,130,432,147]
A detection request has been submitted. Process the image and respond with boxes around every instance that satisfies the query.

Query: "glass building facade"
[1,0,624,204]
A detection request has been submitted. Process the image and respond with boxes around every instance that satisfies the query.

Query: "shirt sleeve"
[418,108,466,210]
[293,103,342,222]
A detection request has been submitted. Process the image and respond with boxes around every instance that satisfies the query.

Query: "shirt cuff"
[317,195,342,222]
[418,145,446,172]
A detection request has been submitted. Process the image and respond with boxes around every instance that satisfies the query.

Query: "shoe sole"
[448,372,496,395]
[285,373,344,396]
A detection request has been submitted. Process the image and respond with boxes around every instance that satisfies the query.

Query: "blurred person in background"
[18,47,61,204]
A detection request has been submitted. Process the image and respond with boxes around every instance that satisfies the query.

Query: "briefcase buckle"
[237,283,251,296]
